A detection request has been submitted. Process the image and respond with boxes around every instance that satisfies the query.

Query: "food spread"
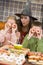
[0,45,29,65]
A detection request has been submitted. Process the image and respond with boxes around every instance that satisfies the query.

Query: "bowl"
[14,44,22,49]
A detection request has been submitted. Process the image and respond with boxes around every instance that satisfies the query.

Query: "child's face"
[7,19,16,26]
[31,26,41,34]
[5,19,17,33]
[6,19,17,28]
[30,26,42,38]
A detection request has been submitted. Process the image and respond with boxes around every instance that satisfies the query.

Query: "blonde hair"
[6,16,17,22]
[5,16,17,29]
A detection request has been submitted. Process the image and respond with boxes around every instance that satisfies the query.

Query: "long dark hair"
[16,17,33,33]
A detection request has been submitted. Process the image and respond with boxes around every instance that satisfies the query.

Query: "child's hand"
[28,26,42,40]
[29,26,36,36]
[5,23,11,29]
[16,32,20,39]
[5,23,11,30]
[42,30,43,37]
[5,23,12,33]
[12,23,17,32]
[0,30,5,42]
[36,28,42,39]
[27,28,34,40]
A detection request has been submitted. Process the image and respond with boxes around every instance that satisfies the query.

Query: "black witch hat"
[15,0,37,20]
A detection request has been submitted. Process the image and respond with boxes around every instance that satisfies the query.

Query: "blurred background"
[0,0,43,22]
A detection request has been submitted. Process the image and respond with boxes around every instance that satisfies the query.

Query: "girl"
[0,16,20,46]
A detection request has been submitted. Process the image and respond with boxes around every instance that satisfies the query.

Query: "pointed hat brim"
[15,13,37,20]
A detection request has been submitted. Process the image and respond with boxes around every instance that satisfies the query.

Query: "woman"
[0,16,20,46]
[15,9,37,44]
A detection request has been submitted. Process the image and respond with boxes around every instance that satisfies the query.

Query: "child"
[0,16,20,46]
[22,21,43,53]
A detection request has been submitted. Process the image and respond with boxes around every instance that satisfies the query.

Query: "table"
[0,45,30,65]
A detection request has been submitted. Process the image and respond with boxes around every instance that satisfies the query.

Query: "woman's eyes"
[21,17,27,19]
[24,17,27,19]
[21,17,23,19]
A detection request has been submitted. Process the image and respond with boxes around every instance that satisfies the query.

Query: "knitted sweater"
[22,34,43,53]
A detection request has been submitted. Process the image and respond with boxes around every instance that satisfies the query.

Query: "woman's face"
[21,15,30,27]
